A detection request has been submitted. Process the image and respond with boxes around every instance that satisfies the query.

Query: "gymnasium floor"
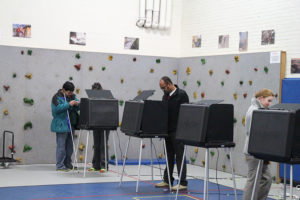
[0,163,298,200]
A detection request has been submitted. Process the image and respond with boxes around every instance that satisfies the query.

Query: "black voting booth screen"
[121,100,168,136]
[176,103,234,147]
[248,104,300,163]
[79,98,119,130]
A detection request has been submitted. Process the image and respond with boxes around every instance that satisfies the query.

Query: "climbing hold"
[173,70,177,75]
[186,67,191,75]
[243,93,248,98]
[221,81,224,86]
[3,85,10,91]
[249,80,253,85]
[210,151,215,157]
[233,118,237,124]
[23,144,32,152]
[222,165,226,170]
[137,90,142,95]
[74,64,81,71]
[201,58,206,64]
[24,122,33,130]
[233,93,238,100]
[108,55,113,61]
[110,154,116,160]
[183,81,187,86]
[190,157,196,163]
[75,88,80,94]
[79,155,84,161]
[226,154,230,160]
[27,49,32,56]
[254,67,258,72]
[16,157,22,163]
[69,76,73,81]
[264,66,269,73]
[25,73,32,79]
[75,53,80,59]
[21,50,24,55]
[120,78,124,84]
[156,59,160,64]
[234,56,239,62]
[89,66,93,71]
[225,69,230,74]
[3,109,8,115]
[201,160,205,166]
[100,169,106,173]
[194,147,199,153]
[142,144,146,148]
[119,100,124,106]
[150,68,154,73]
[242,116,246,126]
[133,57,137,62]
[119,122,122,127]
[12,73,17,78]
[193,92,197,99]
[209,69,213,76]
[9,144,15,153]
[158,153,163,159]
[23,98,34,105]
[239,81,243,85]
[102,66,106,71]
[197,80,201,87]
[79,143,85,151]
[201,92,205,98]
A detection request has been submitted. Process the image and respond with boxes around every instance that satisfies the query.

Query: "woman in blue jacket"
[51,81,79,171]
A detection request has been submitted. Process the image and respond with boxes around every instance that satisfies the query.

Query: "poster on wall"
[218,35,229,48]
[291,58,300,74]
[124,37,139,50]
[13,24,31,38]
[192,35,201,48]
[239,32,248,52]
[261,29,275,45]
[69,32,86,46]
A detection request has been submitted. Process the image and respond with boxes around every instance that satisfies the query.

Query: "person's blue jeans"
[56,131,74,169]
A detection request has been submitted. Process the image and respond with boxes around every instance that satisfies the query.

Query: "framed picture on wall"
[13,24,31,38]
[239,32,248,52]
[124,37,139,50]
[291,58,300,74]
[192,35,201,48]
[69,31,86,46]
[261,30,275,45]
[218,35,229,48]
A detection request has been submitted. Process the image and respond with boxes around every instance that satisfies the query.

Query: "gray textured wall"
[0,46,282,177]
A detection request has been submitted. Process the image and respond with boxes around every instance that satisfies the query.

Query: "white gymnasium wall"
[0,0,182,57]
[180,0,300,77]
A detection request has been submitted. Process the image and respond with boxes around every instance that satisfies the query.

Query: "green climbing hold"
[27,50,32,56]
[221,81,224,86]
[233,118,237,124]
[239,81,243,85]
[23,98,34,105]
[201,58,206,64]
[210,151,215,157]
[23,144,32,152]
[197,80,201,87]
[69,76,73,81]
[264,66,269,73]
[24,122,33,130]
[190,157,196,163]
[13,73,17,78]
[156,59,161,64]
[110,154,116,160]
[183,81,187,86]
[119,100,124,106]
[226,154,230,160]
[75,53,80,59]
[102,66,106,71]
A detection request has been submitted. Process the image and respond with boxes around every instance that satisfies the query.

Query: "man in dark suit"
[155,76,189,191]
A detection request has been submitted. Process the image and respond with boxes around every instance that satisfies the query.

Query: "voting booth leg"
[163,139,172,191]
[229,151,238,200]
[73,129,82,171]
[104,131,107,171]
[112,131,119,174]
[150,138,154,181]
[290,165,293,200]
[119,136,131,187]
[283,164,287,200]
[83,130,90,177]
[250,159,263,200]
[204,148,210,200]
[136,139,144,193]
[175,145,187,200]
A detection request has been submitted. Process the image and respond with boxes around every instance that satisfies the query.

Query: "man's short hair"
[92,82,103,90]
[161,76,173,85]
[63,81,75,92]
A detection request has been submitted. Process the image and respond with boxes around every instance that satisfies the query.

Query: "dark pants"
[56,128,74,169]
[92,129,109,169]
[163,131,187,186]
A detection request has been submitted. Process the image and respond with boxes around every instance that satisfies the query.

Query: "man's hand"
[69,100,77,106]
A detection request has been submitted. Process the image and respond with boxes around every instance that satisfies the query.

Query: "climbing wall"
[178,52,283,177]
